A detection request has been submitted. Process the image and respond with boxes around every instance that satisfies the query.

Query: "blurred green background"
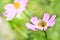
[0,0,60,40]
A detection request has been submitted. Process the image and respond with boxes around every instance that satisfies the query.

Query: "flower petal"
[43,13,50,22]
[3,4,17,20]
[37,27,44,30]
[16,5,25,18]
[14,0,20,4]
[25,23,38,31]
[14,0,20,2]
[6,11,16,20]
[37,27,47,31]
[43,26,47,30]
[4,4,15,10]
[30,16,39,25]
[20,0,28,5]
[3,9,16,20]
[48,15,56,27]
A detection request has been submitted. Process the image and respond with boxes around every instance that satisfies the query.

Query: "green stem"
[23,11,30,18]
[9,21,28,38]
[43,31,47,40]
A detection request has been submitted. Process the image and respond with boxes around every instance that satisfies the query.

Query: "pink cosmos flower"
[25,13,56,31]
[3,0,28,20]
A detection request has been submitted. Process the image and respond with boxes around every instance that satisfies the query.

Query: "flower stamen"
[14,2,20,9]
[38,21,47,27]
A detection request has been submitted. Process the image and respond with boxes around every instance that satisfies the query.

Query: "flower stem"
[43,30,47,40]
[23,11,30,18]
[9,21,28,38]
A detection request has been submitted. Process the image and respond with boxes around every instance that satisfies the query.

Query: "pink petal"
[43,13,50,22]
[14,0,20,2]
[16,0,27,18]
[48,15,56,27]
[16,5,25,17]
[25,23,38,31]
[4,10,16,20]
[37,27,44,30]
[14,0,20,4]
[4,5,16,20]
[43,27,47,30]
[30,16,39,25]
[4,4,15,10]
[20,0,28,5]
[38,26,47,31]
[4,4,16,20]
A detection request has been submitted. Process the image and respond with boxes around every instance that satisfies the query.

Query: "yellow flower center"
[14,2,20,9]
[38,21,47,27]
